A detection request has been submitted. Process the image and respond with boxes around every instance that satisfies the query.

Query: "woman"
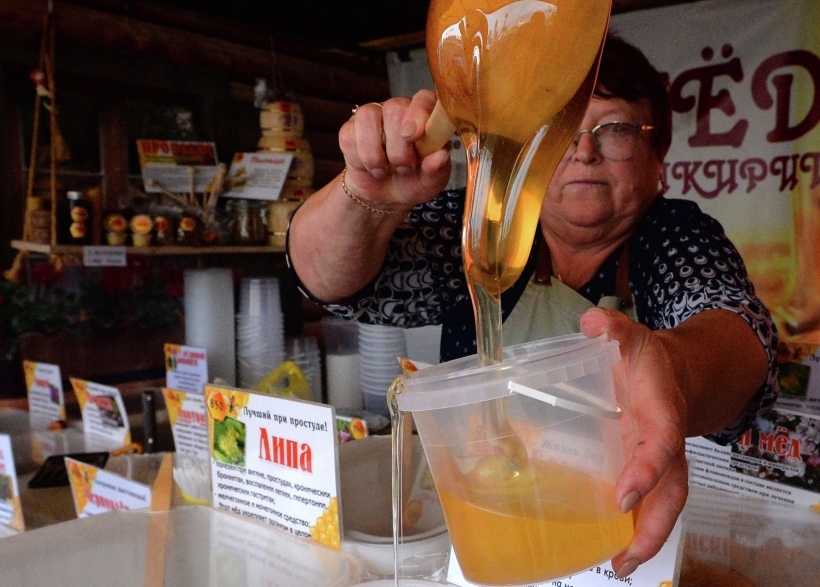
[287,35,778,578]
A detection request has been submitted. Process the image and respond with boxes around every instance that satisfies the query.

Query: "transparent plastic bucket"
[395,333,633,585]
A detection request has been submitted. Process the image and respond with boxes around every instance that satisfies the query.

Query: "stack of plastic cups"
[285,336,323,403]
[358,324,407,417]
[236,277,285,389]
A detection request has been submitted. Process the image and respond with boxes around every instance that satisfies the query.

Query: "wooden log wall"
[0,0,393,263]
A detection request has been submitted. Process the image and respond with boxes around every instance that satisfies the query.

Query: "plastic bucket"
[395,333,632,585]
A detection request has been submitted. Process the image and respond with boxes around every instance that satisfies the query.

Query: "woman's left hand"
[579,307,690,579]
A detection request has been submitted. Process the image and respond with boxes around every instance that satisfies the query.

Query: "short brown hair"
[595,33,672,159]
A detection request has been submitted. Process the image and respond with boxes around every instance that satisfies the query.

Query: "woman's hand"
[579,307,690,579]
[340,89,452,210]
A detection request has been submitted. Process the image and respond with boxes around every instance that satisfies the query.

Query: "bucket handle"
[508,381,622,420]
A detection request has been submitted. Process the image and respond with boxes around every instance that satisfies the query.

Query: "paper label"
[0,435,24,533]
[204,385,342,548]
[70,378,131,447]
[222,152,294,201]
[163,388,209,459]
[23,360,66,430]
[83,246,127,267]
[165,344,209,394]
[136,140,219,194]
[65,457,151,517]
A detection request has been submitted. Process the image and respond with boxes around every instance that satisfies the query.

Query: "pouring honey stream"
[390,0,612,583]
[428,0,611,481]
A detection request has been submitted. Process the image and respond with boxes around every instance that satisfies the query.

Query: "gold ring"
[351,102,383,115]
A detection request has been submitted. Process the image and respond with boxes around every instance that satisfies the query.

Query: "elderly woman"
[287,34,778,578]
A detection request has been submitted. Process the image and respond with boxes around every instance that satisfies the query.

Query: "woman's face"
[542,94,663,246]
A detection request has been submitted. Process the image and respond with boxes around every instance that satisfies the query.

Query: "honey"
[427,0,610,362]
[392,2,618,585]
[438,459,634,585]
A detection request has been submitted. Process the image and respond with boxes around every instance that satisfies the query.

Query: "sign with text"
[204,385,341,549]
[165,344,209,394]
[163,388,209,459]
[0,434,24,533]
[70,379,131,447]
[23,361,65,430]
[687,409,820,509]
[613,0,820,342]
[222,152,294,201]
[136,139,219,194]
[65,457,151,518]
[82,246,127,267]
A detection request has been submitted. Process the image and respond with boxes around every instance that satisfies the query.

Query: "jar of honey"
[67,191,90,245]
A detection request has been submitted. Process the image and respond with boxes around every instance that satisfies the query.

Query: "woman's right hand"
[339,89,452,210]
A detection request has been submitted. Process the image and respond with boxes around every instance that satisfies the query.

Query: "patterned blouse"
[287,188,779,444]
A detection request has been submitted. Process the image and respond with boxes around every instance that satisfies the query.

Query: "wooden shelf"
[11,240,285,256]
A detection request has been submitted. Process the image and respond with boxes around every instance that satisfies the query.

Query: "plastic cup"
[239,277,281,316]
[395,333,632,586]
[323,316,360,355]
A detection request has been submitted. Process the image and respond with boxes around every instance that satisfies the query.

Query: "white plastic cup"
[239,277,281,316]
[395,333,631,586]
[326,353,362,410]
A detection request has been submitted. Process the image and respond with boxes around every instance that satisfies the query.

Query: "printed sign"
[163,388,209,459]
[136,139,219,194]
[204,385,342,549]
[65,457,151,518]
[776,341,820,415]
[687,428,820,509]
[612,0,820,343]
[165,344,209,394]
[70,378,131,448]
[222,152,294,201]
[0,434,24,533]
[23,361,65,430]
[82,246,127,267]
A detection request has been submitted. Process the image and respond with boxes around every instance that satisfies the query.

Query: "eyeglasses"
[563,121,654,162]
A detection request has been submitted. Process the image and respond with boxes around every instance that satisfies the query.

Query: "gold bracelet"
[340,168,413,216]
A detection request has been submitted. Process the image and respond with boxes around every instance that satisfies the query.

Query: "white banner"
[613,0,820,341]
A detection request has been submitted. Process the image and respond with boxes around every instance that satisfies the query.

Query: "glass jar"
[67,191,91,245]
[232,199,266,245]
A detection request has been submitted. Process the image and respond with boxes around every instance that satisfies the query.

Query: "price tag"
[23,361,66,430]
[136,139,219,193]
[83,246,127,267]
[0,434,24,533]
[221,152,294,201]
[65,457,151,517]
[70,378,131,447]
[163,388,209,459]
[165,344,209,394]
